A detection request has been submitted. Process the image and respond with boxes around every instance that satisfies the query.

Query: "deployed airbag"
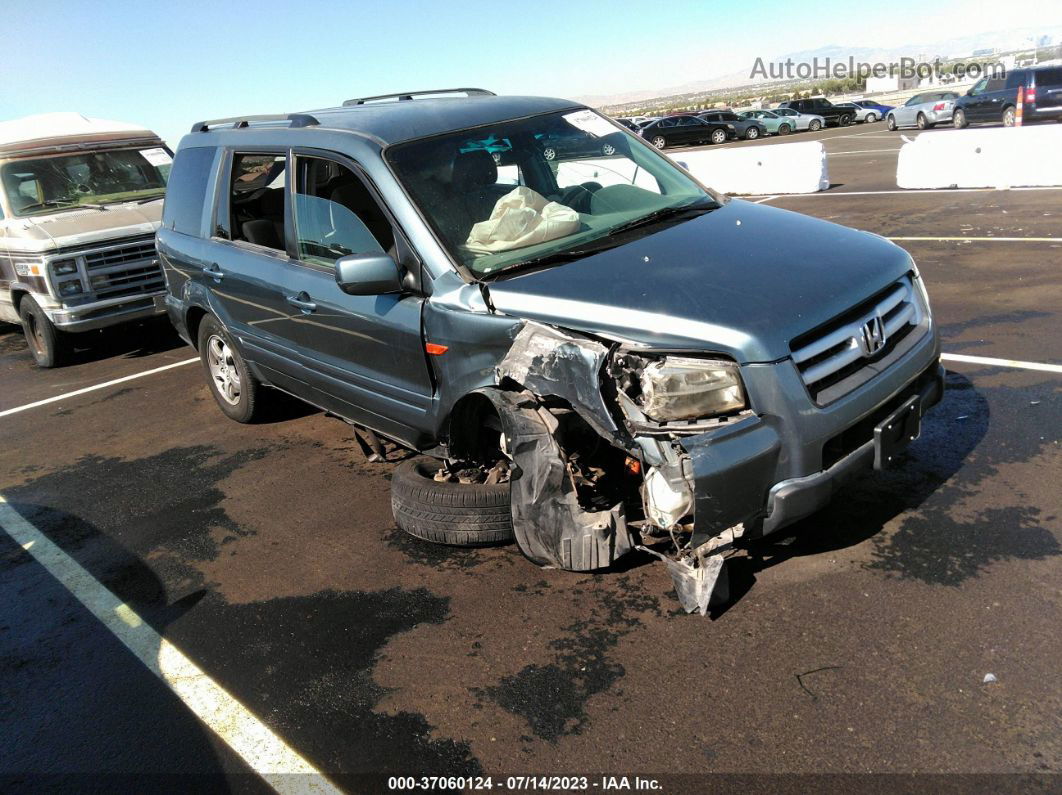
[466,187,580,253]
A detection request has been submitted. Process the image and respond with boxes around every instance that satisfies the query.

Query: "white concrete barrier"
[897,126,1062,189]
[667,141,830,195]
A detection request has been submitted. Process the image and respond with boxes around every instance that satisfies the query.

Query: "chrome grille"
[791,276,925,404]
[72,239,164,300]
[83,240,157,271]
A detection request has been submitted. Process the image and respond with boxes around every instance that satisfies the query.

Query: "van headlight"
[51,259,78,276]
[632,355,746,421]
[58,279,85,296]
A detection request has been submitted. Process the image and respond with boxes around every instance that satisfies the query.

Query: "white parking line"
[0,358,198,419]
[942,353,1062,373]
[747,186,1062,199]
[0,497,342,795]
[827,148,902,155]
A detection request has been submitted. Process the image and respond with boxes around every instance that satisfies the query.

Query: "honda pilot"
[159,89,943,610]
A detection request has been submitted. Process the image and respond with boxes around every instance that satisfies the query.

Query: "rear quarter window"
[162,146,216,236]
[1035,68,1062,87]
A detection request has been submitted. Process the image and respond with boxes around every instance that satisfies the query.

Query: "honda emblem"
[859,314,887,357]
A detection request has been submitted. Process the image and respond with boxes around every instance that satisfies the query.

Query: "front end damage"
[492,322,763,613]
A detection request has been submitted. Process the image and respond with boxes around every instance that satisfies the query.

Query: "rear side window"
[162,147,216,236]
[1035,68,1062,87]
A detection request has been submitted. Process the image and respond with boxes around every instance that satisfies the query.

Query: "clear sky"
[2,0,1059,146]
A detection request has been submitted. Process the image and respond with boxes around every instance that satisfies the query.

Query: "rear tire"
[391,459,514,547]
[916,113,928,130]
[809,119,822,132]
[18,296,68,368]
[198,314,261,423]
[710,129,727,144]
[651,135,667,149]
[1002,106,1016,127]
[839,114,853,126]
[745,127,760,140]
[778,123,791,135]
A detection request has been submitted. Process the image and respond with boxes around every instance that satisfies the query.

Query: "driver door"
[285,150,433,445]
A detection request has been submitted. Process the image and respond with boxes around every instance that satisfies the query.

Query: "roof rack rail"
[190,113,320,133]
[342,88,495,106]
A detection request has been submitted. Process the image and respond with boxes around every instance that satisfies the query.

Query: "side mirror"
[334,253,402,295]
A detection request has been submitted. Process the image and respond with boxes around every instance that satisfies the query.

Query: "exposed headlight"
[638,356,746,421]
[58,279,84,296]
[51,259,78,275]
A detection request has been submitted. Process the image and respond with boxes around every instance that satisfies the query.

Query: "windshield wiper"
[604,200,716,237]
[22,199,108,212]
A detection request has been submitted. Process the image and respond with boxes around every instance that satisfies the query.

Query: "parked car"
[0,112,172,367]
[160,88,942,592]
[886,91,960,130]
[772,106,826,132]
[853,100,894,123]
[537,128,619,160]
[639,115,730,149]
[832,102,877,123]
[777,98,855,126]
[615,118,641,131]
[697,110,767,140]
[953,65,1062,128]
[737,109,796,136]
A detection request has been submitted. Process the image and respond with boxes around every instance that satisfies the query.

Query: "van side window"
[163,146,216,236]
[230,153,287,251]
[292,155,394,267]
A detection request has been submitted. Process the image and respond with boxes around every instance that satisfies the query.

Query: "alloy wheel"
[207,335,241,406]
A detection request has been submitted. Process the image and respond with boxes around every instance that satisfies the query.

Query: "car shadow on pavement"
[0,503,267,789]
[714,370,991,617]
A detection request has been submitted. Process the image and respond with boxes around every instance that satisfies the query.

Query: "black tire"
[710,128,727,144]
[197,314,261,422]
[391,459,513,547]
[809,119,822,132]
[19,295,68,368]
[651,135,667,149]
[778,123,791,135]
[886,114,897,131]
[953,109,968,129]
[839,114,853,126]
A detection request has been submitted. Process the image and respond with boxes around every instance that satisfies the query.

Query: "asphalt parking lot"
[2,123,1060,790]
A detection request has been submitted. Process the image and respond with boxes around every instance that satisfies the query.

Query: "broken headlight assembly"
[618,354,747,422]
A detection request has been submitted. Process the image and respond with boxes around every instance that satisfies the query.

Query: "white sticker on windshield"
[141,147,173,166]
[562,110,617,139]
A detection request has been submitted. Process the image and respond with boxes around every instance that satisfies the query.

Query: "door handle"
[286,294,317,313]
[202,264,224,281]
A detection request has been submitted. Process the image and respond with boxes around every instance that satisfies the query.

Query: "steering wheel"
[556,181,603,213]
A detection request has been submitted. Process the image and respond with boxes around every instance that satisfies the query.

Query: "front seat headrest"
[452,150,498,192]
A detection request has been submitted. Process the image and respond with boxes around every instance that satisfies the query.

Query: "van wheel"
[198,315,260,422]
[19,296,68,368]
[953,109,968,129]
[1002,106,1016,127]
[391,459,514,547]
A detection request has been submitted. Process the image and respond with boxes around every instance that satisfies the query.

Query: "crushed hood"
[1,201,163,254]
[485,199,913,363]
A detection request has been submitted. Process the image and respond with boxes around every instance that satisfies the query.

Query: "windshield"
[387,109,718,277]
[1,146,171,217]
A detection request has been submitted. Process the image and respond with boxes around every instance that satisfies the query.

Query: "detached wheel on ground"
[18,296,68,368]
[197,314,262,423]
[391,459,514,547]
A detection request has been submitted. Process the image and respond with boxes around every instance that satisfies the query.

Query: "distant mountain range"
[576,24,1062,108]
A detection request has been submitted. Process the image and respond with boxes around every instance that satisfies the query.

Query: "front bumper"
[46,292,167,332]
[679,352,944,546]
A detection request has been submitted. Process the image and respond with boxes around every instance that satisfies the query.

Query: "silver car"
[772,107,826,132]
[886,91,960,130]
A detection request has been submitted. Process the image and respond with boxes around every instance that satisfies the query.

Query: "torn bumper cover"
[493,323,634,571]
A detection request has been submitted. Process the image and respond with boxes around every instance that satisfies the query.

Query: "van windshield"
[1,146,172,217]
[387,109,719,277]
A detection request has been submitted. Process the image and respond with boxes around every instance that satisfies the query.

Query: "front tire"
[953,109,968,129]
[198,315,260,423]
[839,114,853,126]
[18,296,68,368]
[744,126,760,140]
[651,135,667,150]
[887,114,898,131]
[391,459,514,547]
[710,129,727,144]
[865,112,878,123]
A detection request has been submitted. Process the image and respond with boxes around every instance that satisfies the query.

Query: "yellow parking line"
[0,496,342,795]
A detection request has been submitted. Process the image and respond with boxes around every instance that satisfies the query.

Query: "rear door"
[286,150,433,444]
[201,150,309,395]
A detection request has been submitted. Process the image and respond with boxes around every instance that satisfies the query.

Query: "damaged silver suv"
[159,88,943,610]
